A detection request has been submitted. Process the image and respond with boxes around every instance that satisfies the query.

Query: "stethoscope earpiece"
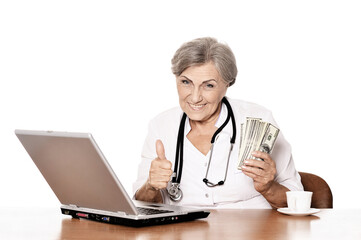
[203,178,225,187]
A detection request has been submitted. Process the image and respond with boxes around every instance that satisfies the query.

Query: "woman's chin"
[185,112,207,122]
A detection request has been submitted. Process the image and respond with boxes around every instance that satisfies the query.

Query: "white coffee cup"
[286,191,313,212]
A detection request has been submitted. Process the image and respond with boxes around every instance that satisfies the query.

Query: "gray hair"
[171,37,237,86]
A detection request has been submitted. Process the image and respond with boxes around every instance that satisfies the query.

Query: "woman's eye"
[206,83,214,88]
[181,80,190,85]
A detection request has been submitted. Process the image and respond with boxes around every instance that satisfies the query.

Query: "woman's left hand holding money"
[241,151,276,193]
[241,151,289,209]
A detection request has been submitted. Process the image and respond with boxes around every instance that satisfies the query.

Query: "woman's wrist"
[145,179,158,192]
[135,180,163,203]
[261,181,288,209]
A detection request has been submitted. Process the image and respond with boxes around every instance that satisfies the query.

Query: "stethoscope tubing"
[168,97,236,200]
[173,113,187,184]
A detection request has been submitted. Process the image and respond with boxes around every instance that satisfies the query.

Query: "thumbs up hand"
[156,139,167,161]
[147,140,173,190]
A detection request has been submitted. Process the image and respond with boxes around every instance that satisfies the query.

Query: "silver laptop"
[15,129,209,227]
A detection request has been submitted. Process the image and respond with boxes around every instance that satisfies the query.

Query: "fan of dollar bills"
[237,117,280,170]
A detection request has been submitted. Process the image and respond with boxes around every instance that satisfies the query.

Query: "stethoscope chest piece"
[168,183,183,202]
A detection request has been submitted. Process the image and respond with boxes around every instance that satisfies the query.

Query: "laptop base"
[61,207,210,227]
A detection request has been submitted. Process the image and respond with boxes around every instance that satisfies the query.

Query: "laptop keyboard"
[137,207,173,215]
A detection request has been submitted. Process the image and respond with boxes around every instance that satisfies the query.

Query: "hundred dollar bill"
[237,118,280,170]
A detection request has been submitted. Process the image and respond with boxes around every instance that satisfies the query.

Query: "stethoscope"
[167,97,237,202]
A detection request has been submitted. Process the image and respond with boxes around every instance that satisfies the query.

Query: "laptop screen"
[15,130,138,215]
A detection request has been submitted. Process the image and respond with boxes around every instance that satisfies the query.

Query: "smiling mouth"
[188,103,207,111]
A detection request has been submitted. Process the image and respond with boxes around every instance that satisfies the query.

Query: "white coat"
[133,98,303,209]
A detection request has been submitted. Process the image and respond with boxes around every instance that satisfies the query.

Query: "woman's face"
[176,62,228,123]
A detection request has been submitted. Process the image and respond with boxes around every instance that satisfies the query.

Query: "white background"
[1,0,360,209]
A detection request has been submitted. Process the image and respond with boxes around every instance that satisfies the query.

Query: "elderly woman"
[133,37,303,209]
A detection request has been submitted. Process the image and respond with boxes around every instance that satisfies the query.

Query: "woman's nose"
[191,87,203,103]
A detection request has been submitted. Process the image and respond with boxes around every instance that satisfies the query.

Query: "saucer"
[277,208,320,216]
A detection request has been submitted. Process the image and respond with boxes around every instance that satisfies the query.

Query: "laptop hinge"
[117,211,127,216]
[63,205,128,217]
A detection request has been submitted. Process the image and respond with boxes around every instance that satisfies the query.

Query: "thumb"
[156,139,166,160]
